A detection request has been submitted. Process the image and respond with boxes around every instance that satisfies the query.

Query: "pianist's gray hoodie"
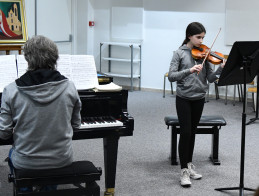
[0,69,81,169]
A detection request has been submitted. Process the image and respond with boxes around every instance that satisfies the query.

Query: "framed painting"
[0,0,27,44]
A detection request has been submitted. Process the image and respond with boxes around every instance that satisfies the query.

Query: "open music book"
[57,54,100,90]
[0,55,17,93]
[93,82,122,92]
[0,54,122,92]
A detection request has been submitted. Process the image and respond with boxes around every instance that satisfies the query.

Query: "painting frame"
[0,0,27,44]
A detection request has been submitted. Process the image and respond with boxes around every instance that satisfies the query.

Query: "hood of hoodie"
[179,44,191,51]
[15,69,68,104]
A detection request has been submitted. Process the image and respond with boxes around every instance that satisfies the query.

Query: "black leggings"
[176,96,205,169]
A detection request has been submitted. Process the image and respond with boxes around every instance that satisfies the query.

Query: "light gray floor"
[0,90,258,196]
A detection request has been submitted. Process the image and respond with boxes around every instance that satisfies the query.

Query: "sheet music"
[1,55,99,92]
[0,55,17,92]
[57,54,72,79]
[17,55,28,77]
[57,55,98,89]
[70,55,98,90]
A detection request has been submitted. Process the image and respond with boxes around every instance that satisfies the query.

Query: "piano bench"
[164,115,226,165]
[8,161,102,196]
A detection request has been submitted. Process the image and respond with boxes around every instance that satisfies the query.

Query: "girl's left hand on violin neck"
[221,58,226,68]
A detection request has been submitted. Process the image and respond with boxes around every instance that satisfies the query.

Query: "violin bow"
[197,28,221,75]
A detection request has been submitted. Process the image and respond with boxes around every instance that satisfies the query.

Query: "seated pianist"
[0,35,82,192]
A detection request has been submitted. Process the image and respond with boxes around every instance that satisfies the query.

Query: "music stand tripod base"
[215,187,256,193]
[246,117,259,125]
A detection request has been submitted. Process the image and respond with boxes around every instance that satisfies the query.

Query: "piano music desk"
[164,115,226,165]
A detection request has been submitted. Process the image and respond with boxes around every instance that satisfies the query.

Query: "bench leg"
[170,127,178,165]
[87,181,100,196]
[210,127,221,165]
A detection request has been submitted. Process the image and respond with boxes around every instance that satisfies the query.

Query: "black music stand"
[216,41,259,196]
[246,73,259,125]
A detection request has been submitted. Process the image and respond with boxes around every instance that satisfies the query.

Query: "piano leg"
[103,136,119,196]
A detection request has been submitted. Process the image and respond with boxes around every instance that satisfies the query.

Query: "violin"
[192,44,224,65]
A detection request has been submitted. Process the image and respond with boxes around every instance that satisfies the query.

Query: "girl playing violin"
[168,22,225,187]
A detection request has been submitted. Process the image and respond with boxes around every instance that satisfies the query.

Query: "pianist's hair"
[23,35,59,71]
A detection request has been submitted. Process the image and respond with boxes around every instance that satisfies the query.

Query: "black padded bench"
[8,161,102,196]
[164,115,226,165]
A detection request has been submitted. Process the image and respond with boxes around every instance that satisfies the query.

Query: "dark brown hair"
[182,22,206,46]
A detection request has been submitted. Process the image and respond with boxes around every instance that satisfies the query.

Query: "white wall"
[24,0,74,54]
[4,0,254,100]
[75,0,88,54]
[225,0,259,45]
[142,0,231,94]
[91,0,236,98]
[24,0,35,38]
[91,0,112,71]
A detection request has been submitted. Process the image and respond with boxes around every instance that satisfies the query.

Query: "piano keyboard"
[80,116,123,129]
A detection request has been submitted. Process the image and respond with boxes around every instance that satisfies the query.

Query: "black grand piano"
[0,88,134,196]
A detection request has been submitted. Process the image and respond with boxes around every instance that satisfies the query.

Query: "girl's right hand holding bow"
[190,64,203,74]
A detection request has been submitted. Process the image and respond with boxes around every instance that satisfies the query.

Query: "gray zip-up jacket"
[168,45,223,100]
[0,70,81,169]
